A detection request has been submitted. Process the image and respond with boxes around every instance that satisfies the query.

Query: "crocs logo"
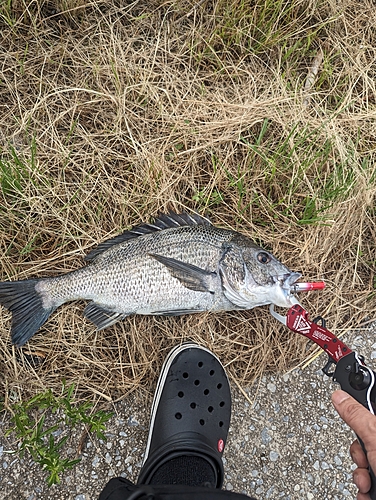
[217,439,224,453]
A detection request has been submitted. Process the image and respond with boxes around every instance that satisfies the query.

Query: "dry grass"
[0,0,375,405]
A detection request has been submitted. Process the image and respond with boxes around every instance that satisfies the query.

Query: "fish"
[0,212,301,346]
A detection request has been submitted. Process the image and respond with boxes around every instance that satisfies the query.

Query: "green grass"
[189,118,359,225]
[0,0,375,423]
[187,0,334,74]
[0,0,16,27]
[0,138,37,197]
[0,3,374,498]
[5,382,113,486]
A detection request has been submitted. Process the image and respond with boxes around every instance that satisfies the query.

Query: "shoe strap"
[137,432,224,488]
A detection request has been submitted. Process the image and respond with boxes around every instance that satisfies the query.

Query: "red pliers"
[271,303,376,498]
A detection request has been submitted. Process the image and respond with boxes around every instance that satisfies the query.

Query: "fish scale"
[42,225,230,312]
[0,212,301,346]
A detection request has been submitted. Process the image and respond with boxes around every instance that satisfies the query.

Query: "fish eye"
[257,252,271,264]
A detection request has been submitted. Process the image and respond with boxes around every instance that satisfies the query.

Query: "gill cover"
[218,245,258,308]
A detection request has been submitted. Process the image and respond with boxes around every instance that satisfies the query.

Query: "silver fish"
[0,212,301,346]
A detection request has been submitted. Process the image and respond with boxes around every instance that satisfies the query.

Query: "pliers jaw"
[271,281,325,324]
[269,303,288,326]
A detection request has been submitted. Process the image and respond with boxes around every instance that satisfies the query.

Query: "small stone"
[128,416,139,426]
[272,402,280,414]
[75,495,86,500]
[265,486,274,498]
[269,451,279,462]
[226,483,233,491]
[267,383,276,393]
[334,455,342,466]
[105,452,112,464]
[261,428,272,444]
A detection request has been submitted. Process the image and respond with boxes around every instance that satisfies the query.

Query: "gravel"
[2,325,375,499]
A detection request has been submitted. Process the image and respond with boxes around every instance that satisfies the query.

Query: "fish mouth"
[274,272,302,307]
[280,272,302,290]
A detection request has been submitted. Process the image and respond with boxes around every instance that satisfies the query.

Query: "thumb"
[332,390,376,445]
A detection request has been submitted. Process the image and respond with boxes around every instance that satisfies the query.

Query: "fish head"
[219,237,301,309]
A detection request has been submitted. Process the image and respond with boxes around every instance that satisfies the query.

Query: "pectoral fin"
[84,302,129,330]
[150,254,216,294]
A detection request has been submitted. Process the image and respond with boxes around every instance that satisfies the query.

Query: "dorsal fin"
[84,211,211,262]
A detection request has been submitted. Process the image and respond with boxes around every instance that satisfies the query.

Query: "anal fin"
[84,302,129,330]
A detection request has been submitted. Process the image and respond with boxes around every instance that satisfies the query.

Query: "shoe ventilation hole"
[199,419,205,426]
[217,383,222,389]
[183,372,189,379]
[209,370,215,376]
[208,406,213,413]
[198,361,203,368]
[204,389,209,395]
[219,401,225,407]
[175,412,182,420]
[219,421,224,427]
[194,379,200,386]
[178,391,184,398]
[190,402,196,409]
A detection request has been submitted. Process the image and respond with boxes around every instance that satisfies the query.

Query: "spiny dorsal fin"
[84,211,211,262]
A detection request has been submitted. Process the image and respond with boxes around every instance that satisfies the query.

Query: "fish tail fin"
[0,279,57,346]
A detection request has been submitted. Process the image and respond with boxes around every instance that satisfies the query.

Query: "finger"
[354,468,372,494]
[331,390,376,450]
[351,440,369,468]
[357,492,371,500]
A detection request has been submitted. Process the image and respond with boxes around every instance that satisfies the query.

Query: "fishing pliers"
[271,303,376,499]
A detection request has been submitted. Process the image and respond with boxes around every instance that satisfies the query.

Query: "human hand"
[332,389,376,500]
